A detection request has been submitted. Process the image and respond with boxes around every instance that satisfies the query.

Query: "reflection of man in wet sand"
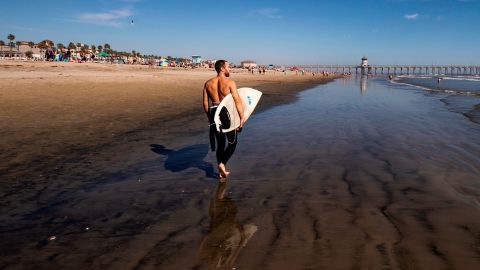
[199,181,257,269]
[203,60,245,179]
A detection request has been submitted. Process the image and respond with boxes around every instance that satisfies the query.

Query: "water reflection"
[360,75,368,94]
[199,181,257,269]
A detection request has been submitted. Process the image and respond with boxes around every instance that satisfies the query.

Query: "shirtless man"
[203,60,245,179]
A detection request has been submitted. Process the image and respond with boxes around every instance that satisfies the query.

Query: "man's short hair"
[215,60,227,73]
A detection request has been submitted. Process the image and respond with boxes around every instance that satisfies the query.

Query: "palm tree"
[37,41,48,50]
[0,40,4,56]
[82,44,89,53]
[7,34,15,58]
[37,40,53,59]
[37,40,47,58]
[104,43,111,53]
[27,41,35,58]
[41,40,54,47]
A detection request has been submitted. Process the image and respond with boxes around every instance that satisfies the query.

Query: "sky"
[1,0,479,65]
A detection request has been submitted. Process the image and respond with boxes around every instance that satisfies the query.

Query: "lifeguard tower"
[361,56,368,74]
[192,55,201,66]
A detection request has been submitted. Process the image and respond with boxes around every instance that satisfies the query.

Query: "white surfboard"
[213,87,262,133]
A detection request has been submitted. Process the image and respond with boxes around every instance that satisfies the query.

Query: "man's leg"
[215,131,230,178]
[221,130,238,165]
[208,107,217,151]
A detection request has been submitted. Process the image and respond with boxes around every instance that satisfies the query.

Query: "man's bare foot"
[218,171,230,179]
[218,163,230,179]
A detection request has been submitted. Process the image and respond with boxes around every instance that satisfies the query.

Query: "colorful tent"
[159,58,169,67]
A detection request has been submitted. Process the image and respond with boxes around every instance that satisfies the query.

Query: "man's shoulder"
[226,78,236,87]
[205,76,218,85]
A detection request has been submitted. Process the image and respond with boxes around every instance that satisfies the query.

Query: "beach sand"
[0,61,335,181]
[0,61,338,269]
[2,62,479,270]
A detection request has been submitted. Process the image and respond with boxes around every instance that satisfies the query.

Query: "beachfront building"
[0,41,42,59]
[241,60,257,69]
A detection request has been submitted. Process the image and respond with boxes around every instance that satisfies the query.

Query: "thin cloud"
[249,8,282,19]
[72,8,134,28]
[404,13,419,20]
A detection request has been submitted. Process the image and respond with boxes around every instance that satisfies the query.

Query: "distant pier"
[297,65,480,75]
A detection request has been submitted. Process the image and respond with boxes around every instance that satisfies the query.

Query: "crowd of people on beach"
[43,48,150,65]
[245,65,351,77]
[2,42,353,76]
[44,48,92,62]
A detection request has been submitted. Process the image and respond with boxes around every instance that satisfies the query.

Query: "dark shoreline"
[249,78,338,113]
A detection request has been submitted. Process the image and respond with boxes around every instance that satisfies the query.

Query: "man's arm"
[229,81,245,128]
[203,84,210,117]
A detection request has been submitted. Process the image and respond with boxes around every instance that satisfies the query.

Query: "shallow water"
[2,76,480,270]
[395,75,480,95]
[225,76,480,269]
[394,75,480,124]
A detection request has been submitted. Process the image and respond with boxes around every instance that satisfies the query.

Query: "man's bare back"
[203,60,245,180]
[204,76,235,105]
[203,61,244,125]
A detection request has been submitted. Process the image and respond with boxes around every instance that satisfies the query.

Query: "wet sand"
[0,61,340,269]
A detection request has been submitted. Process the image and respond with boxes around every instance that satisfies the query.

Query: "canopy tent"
[96,51,110,57]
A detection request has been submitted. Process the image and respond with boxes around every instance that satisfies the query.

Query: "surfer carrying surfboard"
[203,60,245,179]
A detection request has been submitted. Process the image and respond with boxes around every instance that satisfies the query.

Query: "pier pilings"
[296,65,480,75]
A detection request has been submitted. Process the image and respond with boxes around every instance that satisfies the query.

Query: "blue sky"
[1,0,479,65]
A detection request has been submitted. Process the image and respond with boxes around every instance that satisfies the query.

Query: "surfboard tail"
[213,88,262,133]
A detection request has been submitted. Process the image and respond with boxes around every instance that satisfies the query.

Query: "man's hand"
[239,116,246,128]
